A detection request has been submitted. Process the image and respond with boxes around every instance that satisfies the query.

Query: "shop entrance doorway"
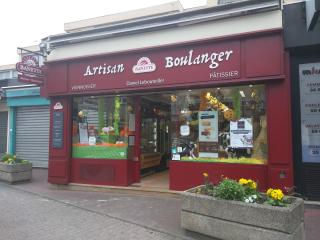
[138,94,172,189]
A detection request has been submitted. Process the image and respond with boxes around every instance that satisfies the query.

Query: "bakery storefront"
[45,31,293,191]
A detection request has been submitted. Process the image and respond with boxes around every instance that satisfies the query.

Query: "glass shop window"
[72,96,135,159]
[171,85,268,164]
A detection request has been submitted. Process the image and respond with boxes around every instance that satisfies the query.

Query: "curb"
[50,183,181,198]
[304,200,320,207]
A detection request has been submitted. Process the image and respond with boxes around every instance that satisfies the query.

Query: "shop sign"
[132,57,156,73]
[16,54,45,85]
[164,49,233,69]
[53,102,63,110]
[67,40,241,93]
[299,63,320,163]
[16,63,45,77]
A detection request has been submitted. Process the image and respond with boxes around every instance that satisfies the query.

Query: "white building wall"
[47,10,282,62]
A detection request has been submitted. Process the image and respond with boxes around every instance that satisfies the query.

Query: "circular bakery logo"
[132,57,156,73]
[22,55,39,67]
[53,102,63,110]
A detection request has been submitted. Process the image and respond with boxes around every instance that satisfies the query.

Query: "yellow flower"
[250,181,257,190]
[203,172,209,178]
[267,188,273,196]
[239,178,248,185]
[274,189,284,200]
[239,178,257,189]
[268,188,284,201]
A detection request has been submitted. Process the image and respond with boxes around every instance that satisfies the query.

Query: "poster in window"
[299,63,320,163]
[79,123,89,144]
[230,118,253,148]
[198,111,218,142]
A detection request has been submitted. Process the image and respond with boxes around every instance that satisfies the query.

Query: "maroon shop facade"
[43,30,294,191]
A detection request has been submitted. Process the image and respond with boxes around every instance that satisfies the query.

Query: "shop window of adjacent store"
[72,96,135,159]
[171,85,268,164]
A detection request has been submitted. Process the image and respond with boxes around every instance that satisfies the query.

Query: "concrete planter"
[0,162,32,184]
[181,186,305,240]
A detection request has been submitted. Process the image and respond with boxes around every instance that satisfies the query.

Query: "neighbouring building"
[0,64,16,157]
[283,0,320,200]
[40,0,294,191]
[1,46,50,167]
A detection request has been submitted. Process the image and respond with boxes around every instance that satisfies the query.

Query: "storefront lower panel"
[70,158,132,186]
[48,159,70,184]
[169,161,268,191]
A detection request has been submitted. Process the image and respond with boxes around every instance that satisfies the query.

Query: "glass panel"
[171,85,268,164]
[141,118,158,153]
[72,95,135,159]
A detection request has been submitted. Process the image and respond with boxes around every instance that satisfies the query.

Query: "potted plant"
[0,153,32,184]
[181,174,305,240]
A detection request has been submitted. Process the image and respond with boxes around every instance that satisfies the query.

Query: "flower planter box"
[0,162,32,184]
[181,186,305,240]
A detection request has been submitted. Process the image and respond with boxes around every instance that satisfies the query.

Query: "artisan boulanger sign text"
[165,49,233,69]
[83,49,234,76]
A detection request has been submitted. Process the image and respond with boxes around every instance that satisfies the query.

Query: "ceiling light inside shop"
[188,89,192,92]
[239,90,246,98]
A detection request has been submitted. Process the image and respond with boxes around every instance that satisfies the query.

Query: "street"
[0,184,179,240]
[0,169,319,240]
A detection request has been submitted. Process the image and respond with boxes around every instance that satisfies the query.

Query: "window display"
[72,96,135,159]
[171,85,267,164]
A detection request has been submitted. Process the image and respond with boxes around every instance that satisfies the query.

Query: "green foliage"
[199,173,290,207]
[97,97,105,133]
[232,88,241,119]
[214,179,246,201]
[1,153,28,165]
[265,198,288,207]
[113,96,121,136]
[244,186,259,196]
[202,182,215,196]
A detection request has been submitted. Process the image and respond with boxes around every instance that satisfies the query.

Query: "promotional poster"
[299,63,320,163]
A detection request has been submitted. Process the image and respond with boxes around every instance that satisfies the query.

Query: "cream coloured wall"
[47,10,282,62]
[0,103,8,112]
[64,1,183,33]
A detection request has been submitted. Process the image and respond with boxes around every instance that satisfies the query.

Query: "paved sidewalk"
[3,169,320,240]
[0,185,180,240]
[6,169,212,240]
